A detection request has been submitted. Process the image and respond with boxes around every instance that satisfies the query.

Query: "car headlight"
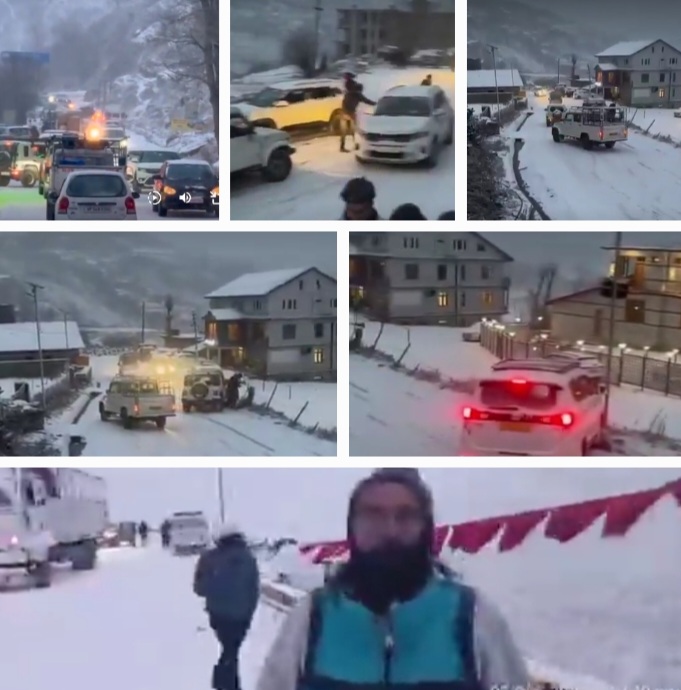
[413,130,430,139]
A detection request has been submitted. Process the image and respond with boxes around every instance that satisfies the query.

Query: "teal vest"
[299,576,479,690]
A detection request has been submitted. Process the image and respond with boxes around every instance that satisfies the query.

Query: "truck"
[0,468,108,588]
[551,105,628,150]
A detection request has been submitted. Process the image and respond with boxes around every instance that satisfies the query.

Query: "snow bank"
[252,379,336,430]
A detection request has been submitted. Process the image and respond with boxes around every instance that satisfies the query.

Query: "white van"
[169,511,210,555]
[459,356,606,456]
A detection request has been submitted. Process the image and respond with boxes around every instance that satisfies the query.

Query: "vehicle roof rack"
[492,358,580,374]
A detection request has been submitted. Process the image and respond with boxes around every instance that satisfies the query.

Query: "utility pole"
[488,44,501,121]
[141,301,146,344]
[26,281,46,410]
[217,468,225,522]
[192,311,199,359]
[603,231,623,425]
[57,308,69,350]
[314,0,323,69]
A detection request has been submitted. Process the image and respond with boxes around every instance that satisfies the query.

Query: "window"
[253,300,262,310]
[481,265,490,280]
[437,264,447,280]
[660,73,666,83]
[641,73,650,83]
[480,381,558,411]
[403,236,419,249]
[672,57,678,65]
[482,291,493,306]
[437,291,448,307]
[569,375,601,402]
[460,291,466,307]
[314,323,324,338]
[316,279,321,289]
[207,322,217,340]
[298,280,304,289]
[460,264,466,281]
[659,88,666,98]
[282,324,296,340]
[477,242,486,252]
[331,298,337,308]
[453,239,467,251]
[283,299,297,310]
[625,299,645,323]
[313,347,324,363]
[405,263,419,280]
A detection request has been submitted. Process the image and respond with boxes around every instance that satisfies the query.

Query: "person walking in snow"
[160,519,171,548]
[194,522,260,690]
[256,469,530,690]
[340,79,376,152]
[138,520,149,546]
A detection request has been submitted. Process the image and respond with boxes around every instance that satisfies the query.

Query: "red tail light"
[124,196,136,214]
[599,128,604,140]
[462,407,575,428]
[57,197,69,213]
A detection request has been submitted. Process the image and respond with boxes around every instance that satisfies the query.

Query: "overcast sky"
[89,468,681,542]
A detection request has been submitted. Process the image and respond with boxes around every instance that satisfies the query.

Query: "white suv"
[237,79,344,133]
[356,84,454,167]
[54,170,139,220]
[99,375,175,429]
[231,107,296,182]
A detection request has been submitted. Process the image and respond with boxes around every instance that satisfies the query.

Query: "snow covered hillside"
[0,232,336,328]
[1,468,678,690]
[350,320,681,455]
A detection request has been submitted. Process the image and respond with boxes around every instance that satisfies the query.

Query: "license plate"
[499,422,531,432]
[149,406,162,410]
[189,196,204,204]
[83,207,110,213]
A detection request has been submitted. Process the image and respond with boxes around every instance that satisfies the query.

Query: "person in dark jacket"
[340,83,376,152]
[194,522,260,690]
[160,519,171,548]
[138,520,149,545]
[340,176,379,220]
[390,202,427,219]
[225,373,242,409]
[421,74,433,86]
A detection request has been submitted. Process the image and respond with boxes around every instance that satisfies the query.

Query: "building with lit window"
[547,245,681,350]
[203,267,336,380]
[349,232,513,326]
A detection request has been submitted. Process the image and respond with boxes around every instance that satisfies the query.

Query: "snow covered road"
[230,135,455,220]
[57,356,335,456]
[515,95,681,220]
[0,544,280,690]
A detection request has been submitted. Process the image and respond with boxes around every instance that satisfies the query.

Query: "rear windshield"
[0,488,12,507]
[166,163,214,183]
[66,174,127,197]
[185,373,222,386]
[480,380,559,410]
[172,517,207,530]
[111,381,159,395]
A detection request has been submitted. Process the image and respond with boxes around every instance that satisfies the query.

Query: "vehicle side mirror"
[131,191,140,199]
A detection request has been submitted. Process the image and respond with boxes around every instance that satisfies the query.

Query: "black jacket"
[342,87,376,115]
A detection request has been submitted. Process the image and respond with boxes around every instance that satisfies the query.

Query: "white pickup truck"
[99,375,175,429]
[0,468,108,588]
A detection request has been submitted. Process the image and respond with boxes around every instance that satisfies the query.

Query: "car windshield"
[172,517,207,530]
[65,174,127,198]
[375,96,431,117]
[104,128,126,139]
[480,380,559,411]
[166,163,213,183]
[247,87,287,107]
[129,150,180,163]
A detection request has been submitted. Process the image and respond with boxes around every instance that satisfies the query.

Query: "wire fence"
[479,322,681,398]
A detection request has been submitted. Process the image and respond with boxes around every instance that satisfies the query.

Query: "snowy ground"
[509,94,681,219]
[230,67,455,220]
[350,320,681,455]
[251,379,336,430]
[46,357,335,456]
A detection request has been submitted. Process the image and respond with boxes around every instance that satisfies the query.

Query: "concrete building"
[203,267,337,380]
[349,232,513,326]
[467,69,524,105]
[595,39,681,106]
[336,0,454,58]
[547,245,681,350]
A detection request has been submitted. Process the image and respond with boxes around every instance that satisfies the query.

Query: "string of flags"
[299,477,681,564]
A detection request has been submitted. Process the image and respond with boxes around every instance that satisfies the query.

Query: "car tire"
[21,169,38,187]
[444,121,453,145]
[263,149,292,182]
[425,140,439,168]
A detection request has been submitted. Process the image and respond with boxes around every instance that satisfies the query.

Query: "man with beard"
[256,469,529,690]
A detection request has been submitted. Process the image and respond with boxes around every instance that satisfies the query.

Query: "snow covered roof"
[0,321,84,353]
[206,308,245,321]
[596,40,661,57]
[596,63,618,71]
[206,267,325,299]
[467,69,523,90]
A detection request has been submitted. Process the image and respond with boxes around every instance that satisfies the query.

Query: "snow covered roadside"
[356,319,681,443]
